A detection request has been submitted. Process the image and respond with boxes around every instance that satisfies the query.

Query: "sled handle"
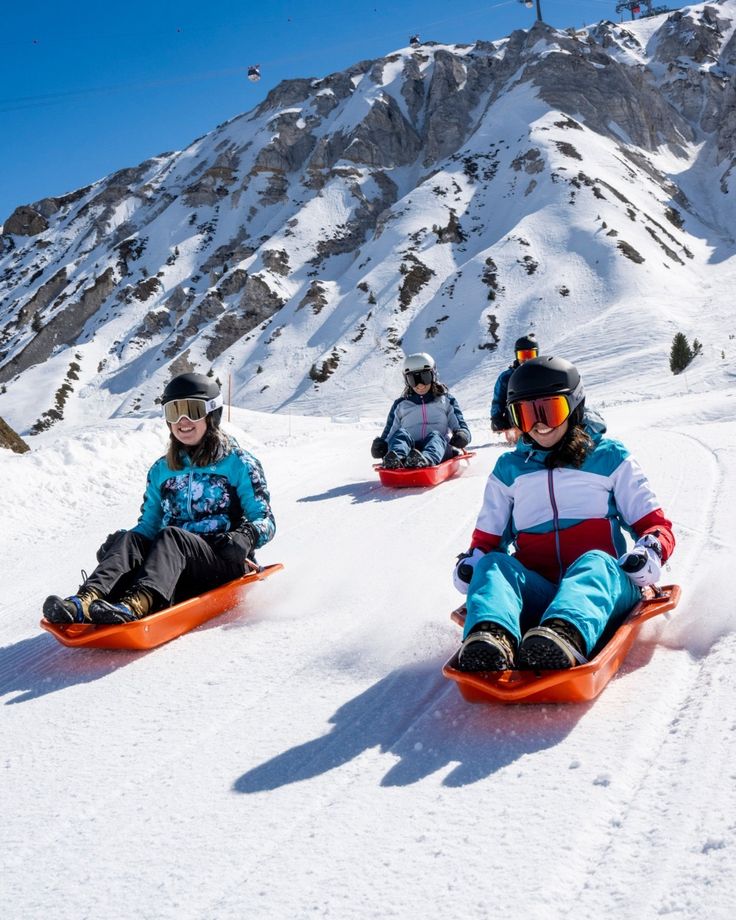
[627,583,681,625]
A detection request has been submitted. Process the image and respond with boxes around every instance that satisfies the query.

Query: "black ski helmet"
[514,334,538,353]
[161,373,223,426]
[507,356,585,423]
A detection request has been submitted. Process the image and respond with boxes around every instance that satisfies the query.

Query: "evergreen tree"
[670,332,694,374]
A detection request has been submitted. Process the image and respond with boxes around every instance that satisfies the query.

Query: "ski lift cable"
[1,0,520,111]
[0,67,250,114]
[1,0,616,114]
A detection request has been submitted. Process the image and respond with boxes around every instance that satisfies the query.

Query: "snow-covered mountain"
[1,1,735,434]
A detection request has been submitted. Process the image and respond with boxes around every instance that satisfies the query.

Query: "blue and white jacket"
[470,413,674,583]
[380,390,470,445]
[133,435,275,549]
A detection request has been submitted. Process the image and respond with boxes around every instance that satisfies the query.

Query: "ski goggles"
[508,383,585,433]
[404,369,434,387]
[516,348,538,363]
[163,395,223,424]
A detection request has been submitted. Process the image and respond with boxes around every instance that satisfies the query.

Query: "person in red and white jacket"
[453,356,674,672]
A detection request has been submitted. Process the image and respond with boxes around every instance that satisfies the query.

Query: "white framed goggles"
[163,395,223,424]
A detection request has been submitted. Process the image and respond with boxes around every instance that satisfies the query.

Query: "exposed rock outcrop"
[0,416,30,453]
[3,206,49,237]
[0,268,116,383]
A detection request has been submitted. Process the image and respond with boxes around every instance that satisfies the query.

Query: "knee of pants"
[388,430,413,454]
[469,550,526,591]
[120,530,149,546]
[151,525,191,547]
[566,549,620,577]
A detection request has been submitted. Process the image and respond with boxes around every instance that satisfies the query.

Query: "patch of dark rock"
[616,240,645,263]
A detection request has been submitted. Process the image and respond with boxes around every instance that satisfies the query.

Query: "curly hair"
[402,380,448,398]
[166,414,228,470]
[543,421,593,469]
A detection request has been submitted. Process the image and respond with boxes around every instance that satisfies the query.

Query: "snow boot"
[88,587,154,625]
[518,618,587,670]
[382,451,403,469]
[43,585,103,624]
[457,621,517,672]
[404,448,430,468]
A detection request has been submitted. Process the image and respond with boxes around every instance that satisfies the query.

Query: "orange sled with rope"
[443,583,680,704]
[40,562,284,651]
[375,451,475,488]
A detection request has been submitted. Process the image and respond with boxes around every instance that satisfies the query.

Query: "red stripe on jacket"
[472,507,674,584]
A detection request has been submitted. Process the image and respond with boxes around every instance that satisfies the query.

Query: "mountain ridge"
[1,1,735,434]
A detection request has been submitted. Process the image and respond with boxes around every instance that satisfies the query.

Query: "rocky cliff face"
[1,1,735,429]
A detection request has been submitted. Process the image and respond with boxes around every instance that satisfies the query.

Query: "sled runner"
[443,583,680,704]
[375,451,475,488]
[40,563,284,651]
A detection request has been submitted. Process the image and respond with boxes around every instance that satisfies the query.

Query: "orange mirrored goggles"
[163,396,223,424]
[508,394,572,433]
[516,348,538,363]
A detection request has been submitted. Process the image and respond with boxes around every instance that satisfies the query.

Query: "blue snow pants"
[387,427,451,465]
[463,550,641,655]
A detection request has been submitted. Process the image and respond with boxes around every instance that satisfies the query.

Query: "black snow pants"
[84,527,244,608]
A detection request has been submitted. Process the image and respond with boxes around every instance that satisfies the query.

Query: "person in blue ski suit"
[371,352,471,469]
[454,356,675,672]
[490,334,539,443]
[43,373,275,626]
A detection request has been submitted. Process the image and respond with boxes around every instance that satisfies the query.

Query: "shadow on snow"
[0,633,144,704]
[233,659,589,792]
[297,480,431,504]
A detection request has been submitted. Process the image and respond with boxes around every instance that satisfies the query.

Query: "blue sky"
[0,0,669,221]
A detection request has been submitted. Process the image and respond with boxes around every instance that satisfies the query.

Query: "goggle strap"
[204,394,224,412]
[568,379,584,409]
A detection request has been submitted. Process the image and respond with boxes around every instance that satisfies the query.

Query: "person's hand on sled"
[453,547,485,594]
[450,429,470,450]
[618,534,662,587]
[371,437,388,459]
[211,527,255,569]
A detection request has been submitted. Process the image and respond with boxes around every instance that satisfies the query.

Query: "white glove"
[453,547,485,594]
[618,534,662,587]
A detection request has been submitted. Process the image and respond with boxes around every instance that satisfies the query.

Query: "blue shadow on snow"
[0,633,145,704]
[298,479,431,505]
[233,658,590,791]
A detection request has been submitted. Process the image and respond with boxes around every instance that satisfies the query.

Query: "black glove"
[210,528,254,570]
[450,430,470,449]
[490,417,508,433]
[371,437,389,459]
[96,529,127,562]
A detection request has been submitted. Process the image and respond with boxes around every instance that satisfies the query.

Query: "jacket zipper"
[420,399,428,440]
[547,467,563,581]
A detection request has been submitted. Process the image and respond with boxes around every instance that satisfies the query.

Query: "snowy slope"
[2,366,736,919]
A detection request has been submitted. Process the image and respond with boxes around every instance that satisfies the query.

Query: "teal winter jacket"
[132,435,275,549]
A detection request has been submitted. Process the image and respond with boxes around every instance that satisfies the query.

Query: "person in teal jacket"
[43,373,275,626]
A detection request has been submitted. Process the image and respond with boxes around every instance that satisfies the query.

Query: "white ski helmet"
[403,352,436,387]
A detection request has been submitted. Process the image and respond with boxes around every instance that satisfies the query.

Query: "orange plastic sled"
[40,562,284,651]
[443,584,680,704]
[375,451,475,488]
